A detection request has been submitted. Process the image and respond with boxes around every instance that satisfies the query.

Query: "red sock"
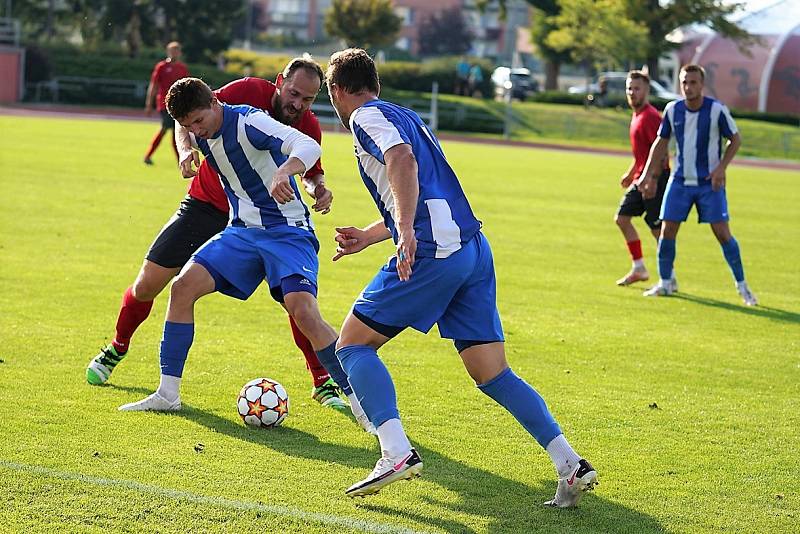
[626,239,643,262]
[145,129,166,159]
[112,287,154,354]
[289,315,330,387]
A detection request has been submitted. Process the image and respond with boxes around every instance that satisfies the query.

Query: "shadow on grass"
[673,293,800,323]
[162,402,667,534]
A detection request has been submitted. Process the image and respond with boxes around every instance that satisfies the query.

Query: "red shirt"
[189,77,324,213]
[150,59,190,111]
[630,103,666,182]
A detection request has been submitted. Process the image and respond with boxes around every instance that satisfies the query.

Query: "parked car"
[491,67,539,101]
[568,72,681,101]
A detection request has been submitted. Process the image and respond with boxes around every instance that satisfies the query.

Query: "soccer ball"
[237,378,289,428]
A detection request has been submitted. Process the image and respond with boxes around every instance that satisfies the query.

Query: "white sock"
[348,392,366,418]
[660,278,671,287]
[545,434,581,478]
[157,374,181,402]
[376,418,412,459]
[633,259,645,270]
[736,280,747,290]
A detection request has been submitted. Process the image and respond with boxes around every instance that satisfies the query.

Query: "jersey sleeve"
[657,103,673,139]
[351,106,410,164]
[717,103,738,138]
[243,110,321,173]
[298,114,324,178]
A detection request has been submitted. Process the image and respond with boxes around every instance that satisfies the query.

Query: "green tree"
[324,0,403,51]
[417,7,472,57]
[545,0,648,78]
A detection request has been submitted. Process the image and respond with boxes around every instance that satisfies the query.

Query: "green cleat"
[311,378,348,411]
[86,344,126,385]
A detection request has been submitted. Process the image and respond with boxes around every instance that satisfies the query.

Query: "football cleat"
[143,157,154,165]
[737,283,758,306]
[311,378,348,411]
[668,276,679,293]
[346,448,423,497]
[616,268,649,286]
[86,344,127,385]
[544,459,598,508]
[643,281,674,297]
[118,392,181,412]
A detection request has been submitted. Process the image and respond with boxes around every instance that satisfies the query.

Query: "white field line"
[0,460,433,534]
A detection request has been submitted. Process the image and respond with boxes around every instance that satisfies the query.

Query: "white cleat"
[643,281,674,297]
[544,459,599,508]
[345,448,423,497]
[616,268,649,286]
[118,392,181,412]
[737,283,758,306]
[668,276,679,293]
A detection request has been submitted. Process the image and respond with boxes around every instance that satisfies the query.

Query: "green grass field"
[0,114,798,533]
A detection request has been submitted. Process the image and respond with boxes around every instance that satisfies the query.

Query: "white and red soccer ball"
[237,378,289,428]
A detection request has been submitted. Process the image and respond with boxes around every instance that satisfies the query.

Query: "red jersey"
[150,59,189,111]
[630,103,666,183]
[189,77,324,213]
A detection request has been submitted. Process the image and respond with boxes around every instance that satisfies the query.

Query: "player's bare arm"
[620,160,636,188]
[332,221,391,261]
[385,143,419,282]
[640,137,669,199]
[301,173,333,214]
[710,132,741,192]
[174,123,199,178]
[145,81,157,115]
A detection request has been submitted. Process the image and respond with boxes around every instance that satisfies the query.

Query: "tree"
[417,7,472,57]
[324,0,403,51]
[492,0,752,89]
[545,0,648,77]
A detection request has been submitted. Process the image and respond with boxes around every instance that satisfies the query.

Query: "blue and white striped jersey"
[349,100,481,258]
[658,97,738,186]
[196,104,321,231]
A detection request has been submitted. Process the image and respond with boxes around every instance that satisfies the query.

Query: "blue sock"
[657,238,676,281]
[336,345,399,427]
[478,367,562,448]
[721,237,745,282]
[315,340,352,395]
[159,321,194,378]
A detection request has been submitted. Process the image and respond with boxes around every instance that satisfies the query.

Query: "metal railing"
[27,76,148,104]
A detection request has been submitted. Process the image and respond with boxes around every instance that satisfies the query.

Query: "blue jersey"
[196,104,321,231]
[349,100,481,258]
[658,97,738,186]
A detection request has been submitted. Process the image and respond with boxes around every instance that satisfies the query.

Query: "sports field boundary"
[0,460,432,534]
[2,103,798,172]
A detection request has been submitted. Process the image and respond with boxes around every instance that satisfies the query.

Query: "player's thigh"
[696,186,729,224]
[459,342,508,384]
[660,179,693,223]
[438,234,504,344]
[170,261,217,303]
[146,195,228,270]
[338,309,392,350]
[191,228,266,301]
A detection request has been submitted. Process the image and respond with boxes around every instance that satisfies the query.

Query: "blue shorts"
[660,178,729,223]
[353,232,504,343]
[192,225,319,301]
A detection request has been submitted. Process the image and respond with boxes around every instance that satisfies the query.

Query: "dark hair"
[326,48,379,94]
[627,70,650,85]
[680,64,706,81]
[283,53,324,87]
[165,77,214,120]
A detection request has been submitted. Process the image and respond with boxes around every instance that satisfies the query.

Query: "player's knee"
[169,274,203,306]
[132,275,165,301]
[285,294,319,329]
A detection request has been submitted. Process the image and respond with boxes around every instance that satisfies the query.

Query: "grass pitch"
[0,114,798,533]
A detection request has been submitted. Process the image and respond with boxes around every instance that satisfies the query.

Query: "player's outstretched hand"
[395,228,416,282]
[333,226,369,261]
[270,173,295,204]
[710,167,726,191]
[640,176,656,199]
[179,151,200,178]
[620,173,634,188]
[311,183,333,214]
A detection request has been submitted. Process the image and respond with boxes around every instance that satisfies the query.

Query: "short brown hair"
[326,48,380,95]
[627,70,650,85]
[283,54,324,88]
[165,77,214,120]
[680,64,705,81]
